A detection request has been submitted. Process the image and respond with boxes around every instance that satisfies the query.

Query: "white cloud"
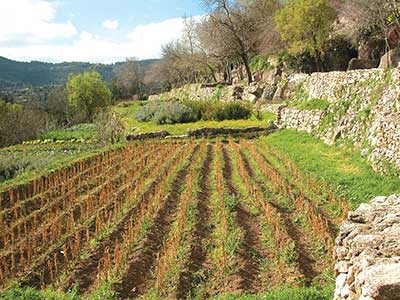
[126,17,188,58]
[0,15,204,63]
[102,20,119,30]
[0,0,77,45]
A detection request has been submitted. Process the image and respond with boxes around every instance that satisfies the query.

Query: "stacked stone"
[334,195,400,300]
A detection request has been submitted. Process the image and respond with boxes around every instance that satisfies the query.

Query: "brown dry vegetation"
[0,139,346,299]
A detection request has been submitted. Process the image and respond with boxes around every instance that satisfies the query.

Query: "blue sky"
[0,0,204,63]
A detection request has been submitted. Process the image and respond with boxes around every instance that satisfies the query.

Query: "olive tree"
[275,0,337,71]
[66,71,112,122]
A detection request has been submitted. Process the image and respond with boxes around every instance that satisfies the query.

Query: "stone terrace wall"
[334,195,400,300]
[262,68,400,173]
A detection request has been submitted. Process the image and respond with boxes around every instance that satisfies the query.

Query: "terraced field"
[0,139,348,299]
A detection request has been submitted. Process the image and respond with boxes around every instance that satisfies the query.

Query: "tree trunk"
[314,50,324,72]
[208,65,218,83]
[241,53,253,84]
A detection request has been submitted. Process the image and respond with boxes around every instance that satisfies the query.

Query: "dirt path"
[116,146,199,299]
[175,144,214,300]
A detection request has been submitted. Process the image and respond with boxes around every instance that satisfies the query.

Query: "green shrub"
[215,102,252,121]
[42,124,96,141]
[183,100,222,121]
[249,55,272,72]
[135,101,198,125]
[136,100,252,125]
[289,98,330,111]
[184,100,251,121]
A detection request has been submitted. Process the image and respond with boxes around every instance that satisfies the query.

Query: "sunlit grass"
[114,100,275,135]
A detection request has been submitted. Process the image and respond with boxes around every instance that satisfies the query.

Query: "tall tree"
[202,0,256,83]
[246,0,283,54]
[66,71,112,122]
[275,0,337,71]
[340,0,400,48]
[113,58,144,98]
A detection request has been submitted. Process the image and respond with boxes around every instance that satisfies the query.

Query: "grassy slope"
[114,101,275,135]
[0,142,116,192]
[261,130,400,208]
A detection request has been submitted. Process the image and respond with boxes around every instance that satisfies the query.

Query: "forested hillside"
[0,57,158,89]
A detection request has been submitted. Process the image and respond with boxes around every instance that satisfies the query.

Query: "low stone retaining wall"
[187,125,276,138]
[126,130,170,141]
[334,195,400,300]
[279,107,325,134]
[126,125,277,141]
[261,67,400,174]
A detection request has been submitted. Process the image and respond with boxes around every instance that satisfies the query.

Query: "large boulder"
[379,49,400,69]
[262,84,277,101]
[261,68,281,83]
[347,58,380,71]
[334,195,400,300]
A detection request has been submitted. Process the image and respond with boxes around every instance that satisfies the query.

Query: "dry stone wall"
[334,195,400,300]
[148,83,268,103]
[261,68,400,173]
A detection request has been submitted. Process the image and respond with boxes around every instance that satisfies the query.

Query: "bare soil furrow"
[176,144,214,300]
[116,145,199,299]
[62,145,185,293]
[221,145,261,293]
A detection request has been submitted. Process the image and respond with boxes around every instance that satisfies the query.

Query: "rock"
[347,58,380,71]
[379,49,400,69]
[187,125,276,138]
[232,85,244,100]
[358,39,386,60]
[262,84,277,101]
[334,195,400,300]
[261,68,281,83]
[361,148,369,157]
[126,130,170,141]
[272,85,285,101]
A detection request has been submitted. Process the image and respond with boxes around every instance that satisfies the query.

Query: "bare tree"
[202,0,256,83]
[114,58,144,98]
[47,86,68,125]
[340,0,400,48]
[246,0,283,54]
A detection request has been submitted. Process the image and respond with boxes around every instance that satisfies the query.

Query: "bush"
[249,55,272,73]
[183,100,222,121]
[183,100,252,121]
[94,111,126,145]
[0,99,51,148]
[135,101,198,125]
[215,102,252,121]
[136,100,252,125]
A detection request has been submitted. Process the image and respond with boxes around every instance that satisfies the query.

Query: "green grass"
[0,142,118,192]
[215,285,334,300]
[249,55,272,73]
[0,285,333,300]
[42,124,96,141]
[261,130,400,208]
[288,98,330,111]
[114,101,275,135]
[0,284,119,300]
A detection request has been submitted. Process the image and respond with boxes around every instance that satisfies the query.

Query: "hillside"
[0,57,158,90]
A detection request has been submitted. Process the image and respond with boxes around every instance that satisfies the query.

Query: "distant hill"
[0,57,158,90]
